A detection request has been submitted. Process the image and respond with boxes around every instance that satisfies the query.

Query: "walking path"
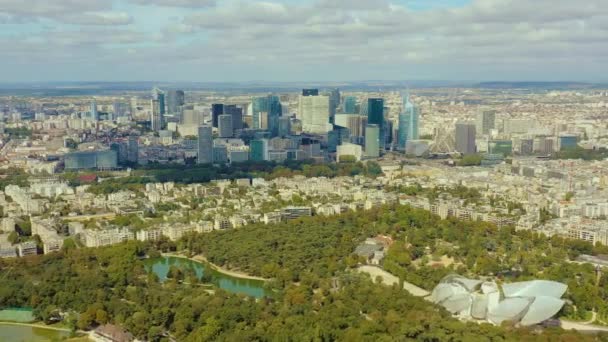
[356,265,430,297]
[0,321,71,332]
[162,253,269,281]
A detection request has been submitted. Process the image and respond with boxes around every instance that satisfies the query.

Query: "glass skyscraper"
[252,95,282,136]
[343,96,357,114]
[398,93,420,151]
[367,98,385,150]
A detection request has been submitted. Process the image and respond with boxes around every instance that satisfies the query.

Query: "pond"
[144,256,267,298]
[0,323,71,342]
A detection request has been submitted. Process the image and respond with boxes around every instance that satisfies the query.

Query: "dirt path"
[357,265,430,297]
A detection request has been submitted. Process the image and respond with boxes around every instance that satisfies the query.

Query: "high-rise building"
[211,104,224,128]
[365,124,380,158]
[559,135,578,150]
[218,114,233,138]
[90,99,98,121]
[343,96,357,114]
[302,89,319,96]
[476,109,496,136]
[455,122,477,155]
[213,145,229,164]
[367,98,385,150]
[224,105,243,131]
[250,139,269,161]
[166,90,185,115]
[252,96,281,134]
[278,116,291,137]
[152,88,166,115]
[150,88,165,131]
[197,126,213,164]
[113,102,128,119]
[328,88,340,123]
[398,93,420,151]
[127,136,139,164]
[150,99,162,131]
[299,94,331,134]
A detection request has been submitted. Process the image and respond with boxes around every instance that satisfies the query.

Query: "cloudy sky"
[1,0,606,82]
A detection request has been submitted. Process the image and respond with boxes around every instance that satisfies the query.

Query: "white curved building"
[430,275,567,326]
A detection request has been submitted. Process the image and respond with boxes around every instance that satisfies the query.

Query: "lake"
[144,256,267,298]
[0,323,71,342]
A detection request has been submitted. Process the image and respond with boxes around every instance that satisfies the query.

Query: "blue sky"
[0,0,606,82]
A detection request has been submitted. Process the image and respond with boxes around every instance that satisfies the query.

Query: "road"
[356,265,430,297]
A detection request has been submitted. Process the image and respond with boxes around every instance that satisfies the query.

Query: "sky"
[0,0,607,83]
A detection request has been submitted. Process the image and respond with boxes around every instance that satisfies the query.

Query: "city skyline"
[1,0,607,82]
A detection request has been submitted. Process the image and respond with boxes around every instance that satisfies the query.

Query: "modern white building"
[299,95,332,134]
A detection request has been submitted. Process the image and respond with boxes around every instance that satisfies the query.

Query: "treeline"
[1,205,607,340]
[83,160,383,194]
[0,241,594,341]
[552,146,608,161]
[179,204,608,320]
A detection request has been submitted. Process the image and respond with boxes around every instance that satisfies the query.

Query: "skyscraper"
[150,99,162,131]
[90,99,98,121]
[343,96,357,114]
[250,139,269,161]
[365,124,380,158]
[151,88,165,131]
[367,98,385,150]
[398,93,420,151]
[328,88,340,123]
[476,109,496,136]
[166,90,185,115]
[299,94,331,134]
[152,88,166,115]
[218,114,233,138]
[455,122,477,155]
[127,136,139,164]
[197,126,213,164]
[252,96,281,134]
[302,89,319,96]
[224,105,243,131]
[211,104,224,128]
[278,116,291,137]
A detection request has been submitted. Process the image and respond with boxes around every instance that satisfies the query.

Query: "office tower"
[181,108,202,126]
[259,112,269,130]
[520,139,534,155]
[398,93,420,151]
[90,99,98,121]
[213,145,229,164]
[252,96,281,133]
[130,96,138,116]
[302,89,319,96]
[250,139,269,161]
[455,122,477,155]
[152,87,166,115]
[476,109,496,135]
[328,88,340,123]
[150,99,162,131]
[211,104,224,128]
[166,90,185,114]
[488,140,513,156]
[224,105,243,131]
[197,126,213,164]
[218,114,233,138]
[559,135,578,150]
[343,96,357,114]
[127,136,139,163]
[278,116,291,137]
[365,124,380,158]
[299,94,331,134]
[113,102,127,119]
[335,114,367,139]
[367,98,385,149]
